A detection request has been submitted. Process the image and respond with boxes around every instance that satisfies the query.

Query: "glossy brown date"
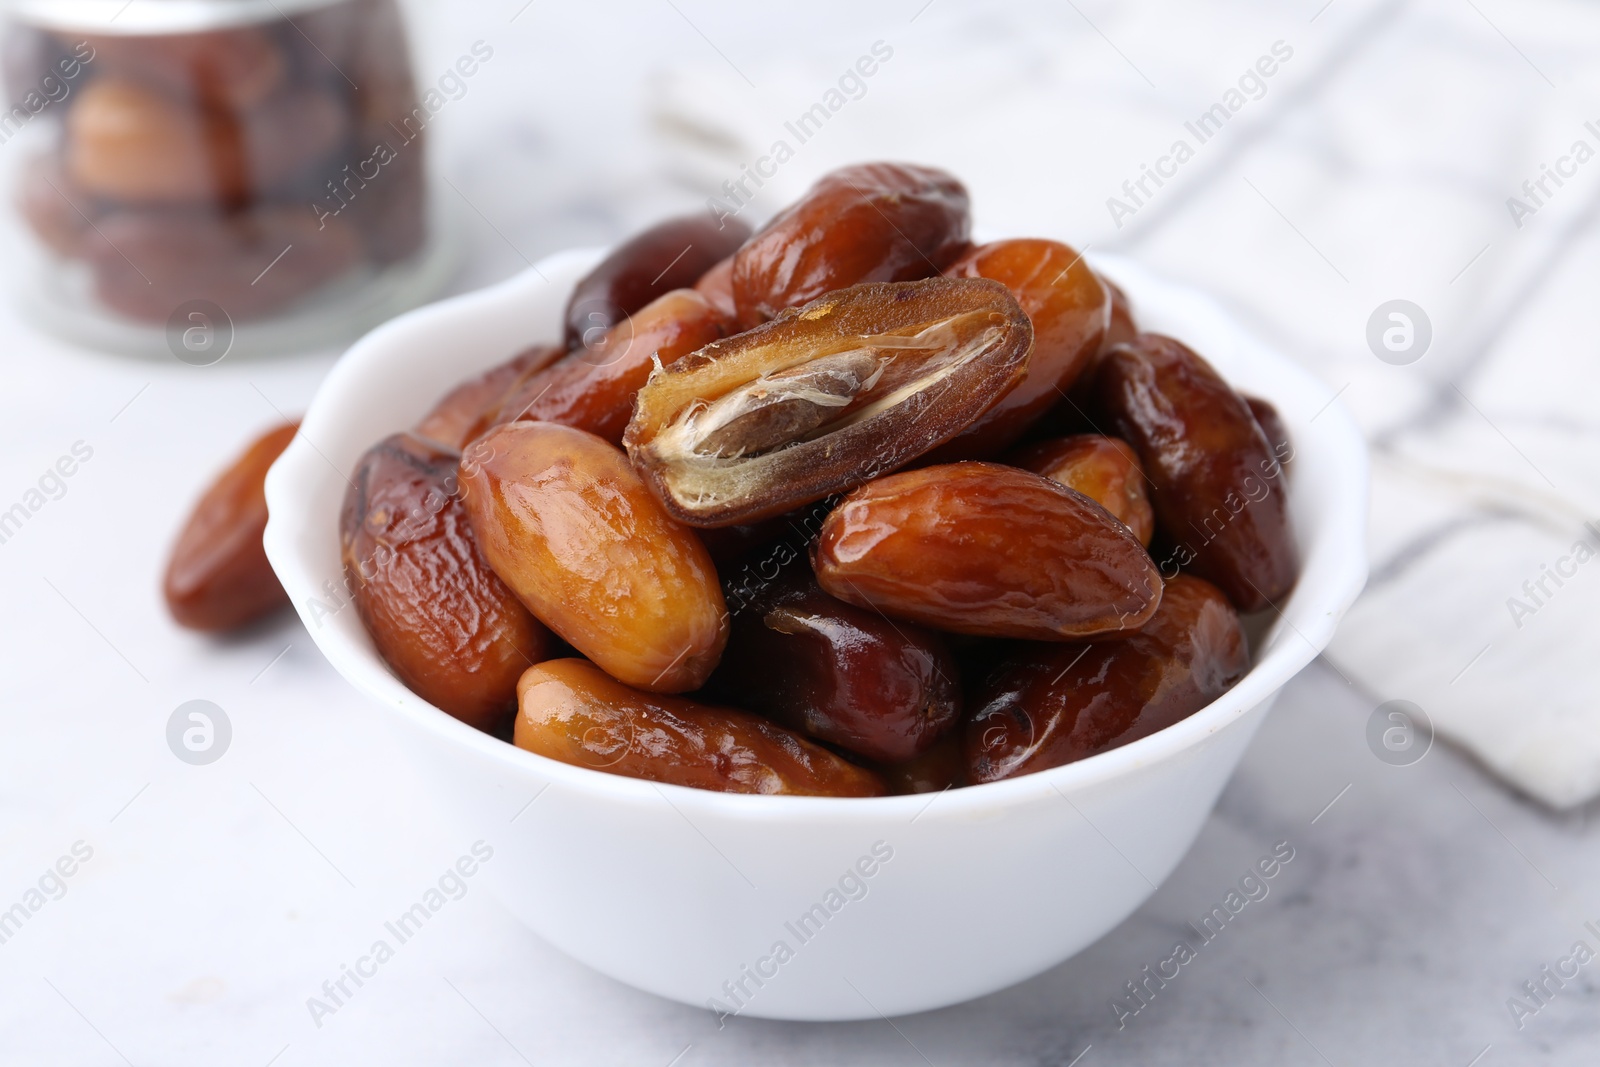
[491,289,725,444]
[731,162,970,327]
[625,277,1033,527]
[926,239,1110,459]
[964,575,1248,782]
[707,569,961,763]
[341,433,550,733]
[515,658,886,796]
[1092,334,1297,610]
[564,214,750,348]
[414,344,563,450]
[164,421,296,632]
[813,462,1162,640]
[874,732,966,795]
[1008,434,1155,546]
[1244,395,1293,473]
[694,253,738,321]
[83,28,287,109]
[460,422,727,692]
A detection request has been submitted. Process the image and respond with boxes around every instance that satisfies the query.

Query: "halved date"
[624,276,1033,527]
[732,162,970,327]
[491,289,724,444]
[165,421,296,632]
[926,238,1109,459]
[1092,334,1297,610]
[964,575,1248,782]
[1008,434,1155,546]
[515,658,886,796]
[341,432,550,733]
[706,568,960,763]
[564,214,749,348]
[414,343,562,450]
[812,462,1162,640]
[460,422,727,693]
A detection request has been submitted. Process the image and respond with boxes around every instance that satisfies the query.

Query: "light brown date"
[515,659,886,796]
[694,253,738,321]
[490,289,725,444]
[624,277,1033,527]
[460,422,728,692]
[564,214,749,347]
[964,575,1248,782]
[731,162,970,327]
[341,433,550,733]
[1008,434,1155,546]
[164,421,297,632]
[707,568,961,763]
[813,462,1162,640]
[1092,334,1297,610]
[414,344,563,450]
[927,238,1110,459]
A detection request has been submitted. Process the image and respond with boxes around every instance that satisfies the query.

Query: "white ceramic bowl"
[263,247,1368,1021]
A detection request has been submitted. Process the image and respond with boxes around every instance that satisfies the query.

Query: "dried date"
[813,462,1162,640]
[515,658,885,796]
[964,575,1248,782]
[1008,434,1155,546]
[625,277,1033,527]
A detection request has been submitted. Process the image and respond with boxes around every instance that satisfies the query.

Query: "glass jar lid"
[7,0,347,35]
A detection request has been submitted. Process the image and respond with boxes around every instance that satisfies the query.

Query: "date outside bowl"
[262,243,1368,1021]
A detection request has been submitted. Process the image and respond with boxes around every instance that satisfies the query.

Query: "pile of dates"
[10,0,424,323]
[167,161,1297,797]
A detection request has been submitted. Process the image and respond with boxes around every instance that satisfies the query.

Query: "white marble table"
[2,0,1597,1063]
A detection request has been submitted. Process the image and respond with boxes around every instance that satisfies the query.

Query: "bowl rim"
[263,243,1369,824]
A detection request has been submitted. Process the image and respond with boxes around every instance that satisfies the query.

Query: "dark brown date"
[813,462,1162,640]
[164,421,296,632]
[1008,434,1155,546]
[1092,334,1297,611]
[731,162,970,327]
[625,277,1033,527]
[874,732,966,795]
[515,658,886,796]
[82,28,287,109]
[1244,395,1293,473]
[414,344,563,450]
[565,214,750,348]
[964,575,1248,782]
[707,569,961,763]
[491,289,725,444]
[926,239,1109,459]
[341,433,549,733]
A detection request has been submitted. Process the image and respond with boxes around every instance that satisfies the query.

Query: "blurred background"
[2,0,1597,1062]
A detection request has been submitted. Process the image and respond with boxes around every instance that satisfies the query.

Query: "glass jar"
[1,0,453,357]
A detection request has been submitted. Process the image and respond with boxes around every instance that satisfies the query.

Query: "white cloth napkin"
[644,0,1600,808]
